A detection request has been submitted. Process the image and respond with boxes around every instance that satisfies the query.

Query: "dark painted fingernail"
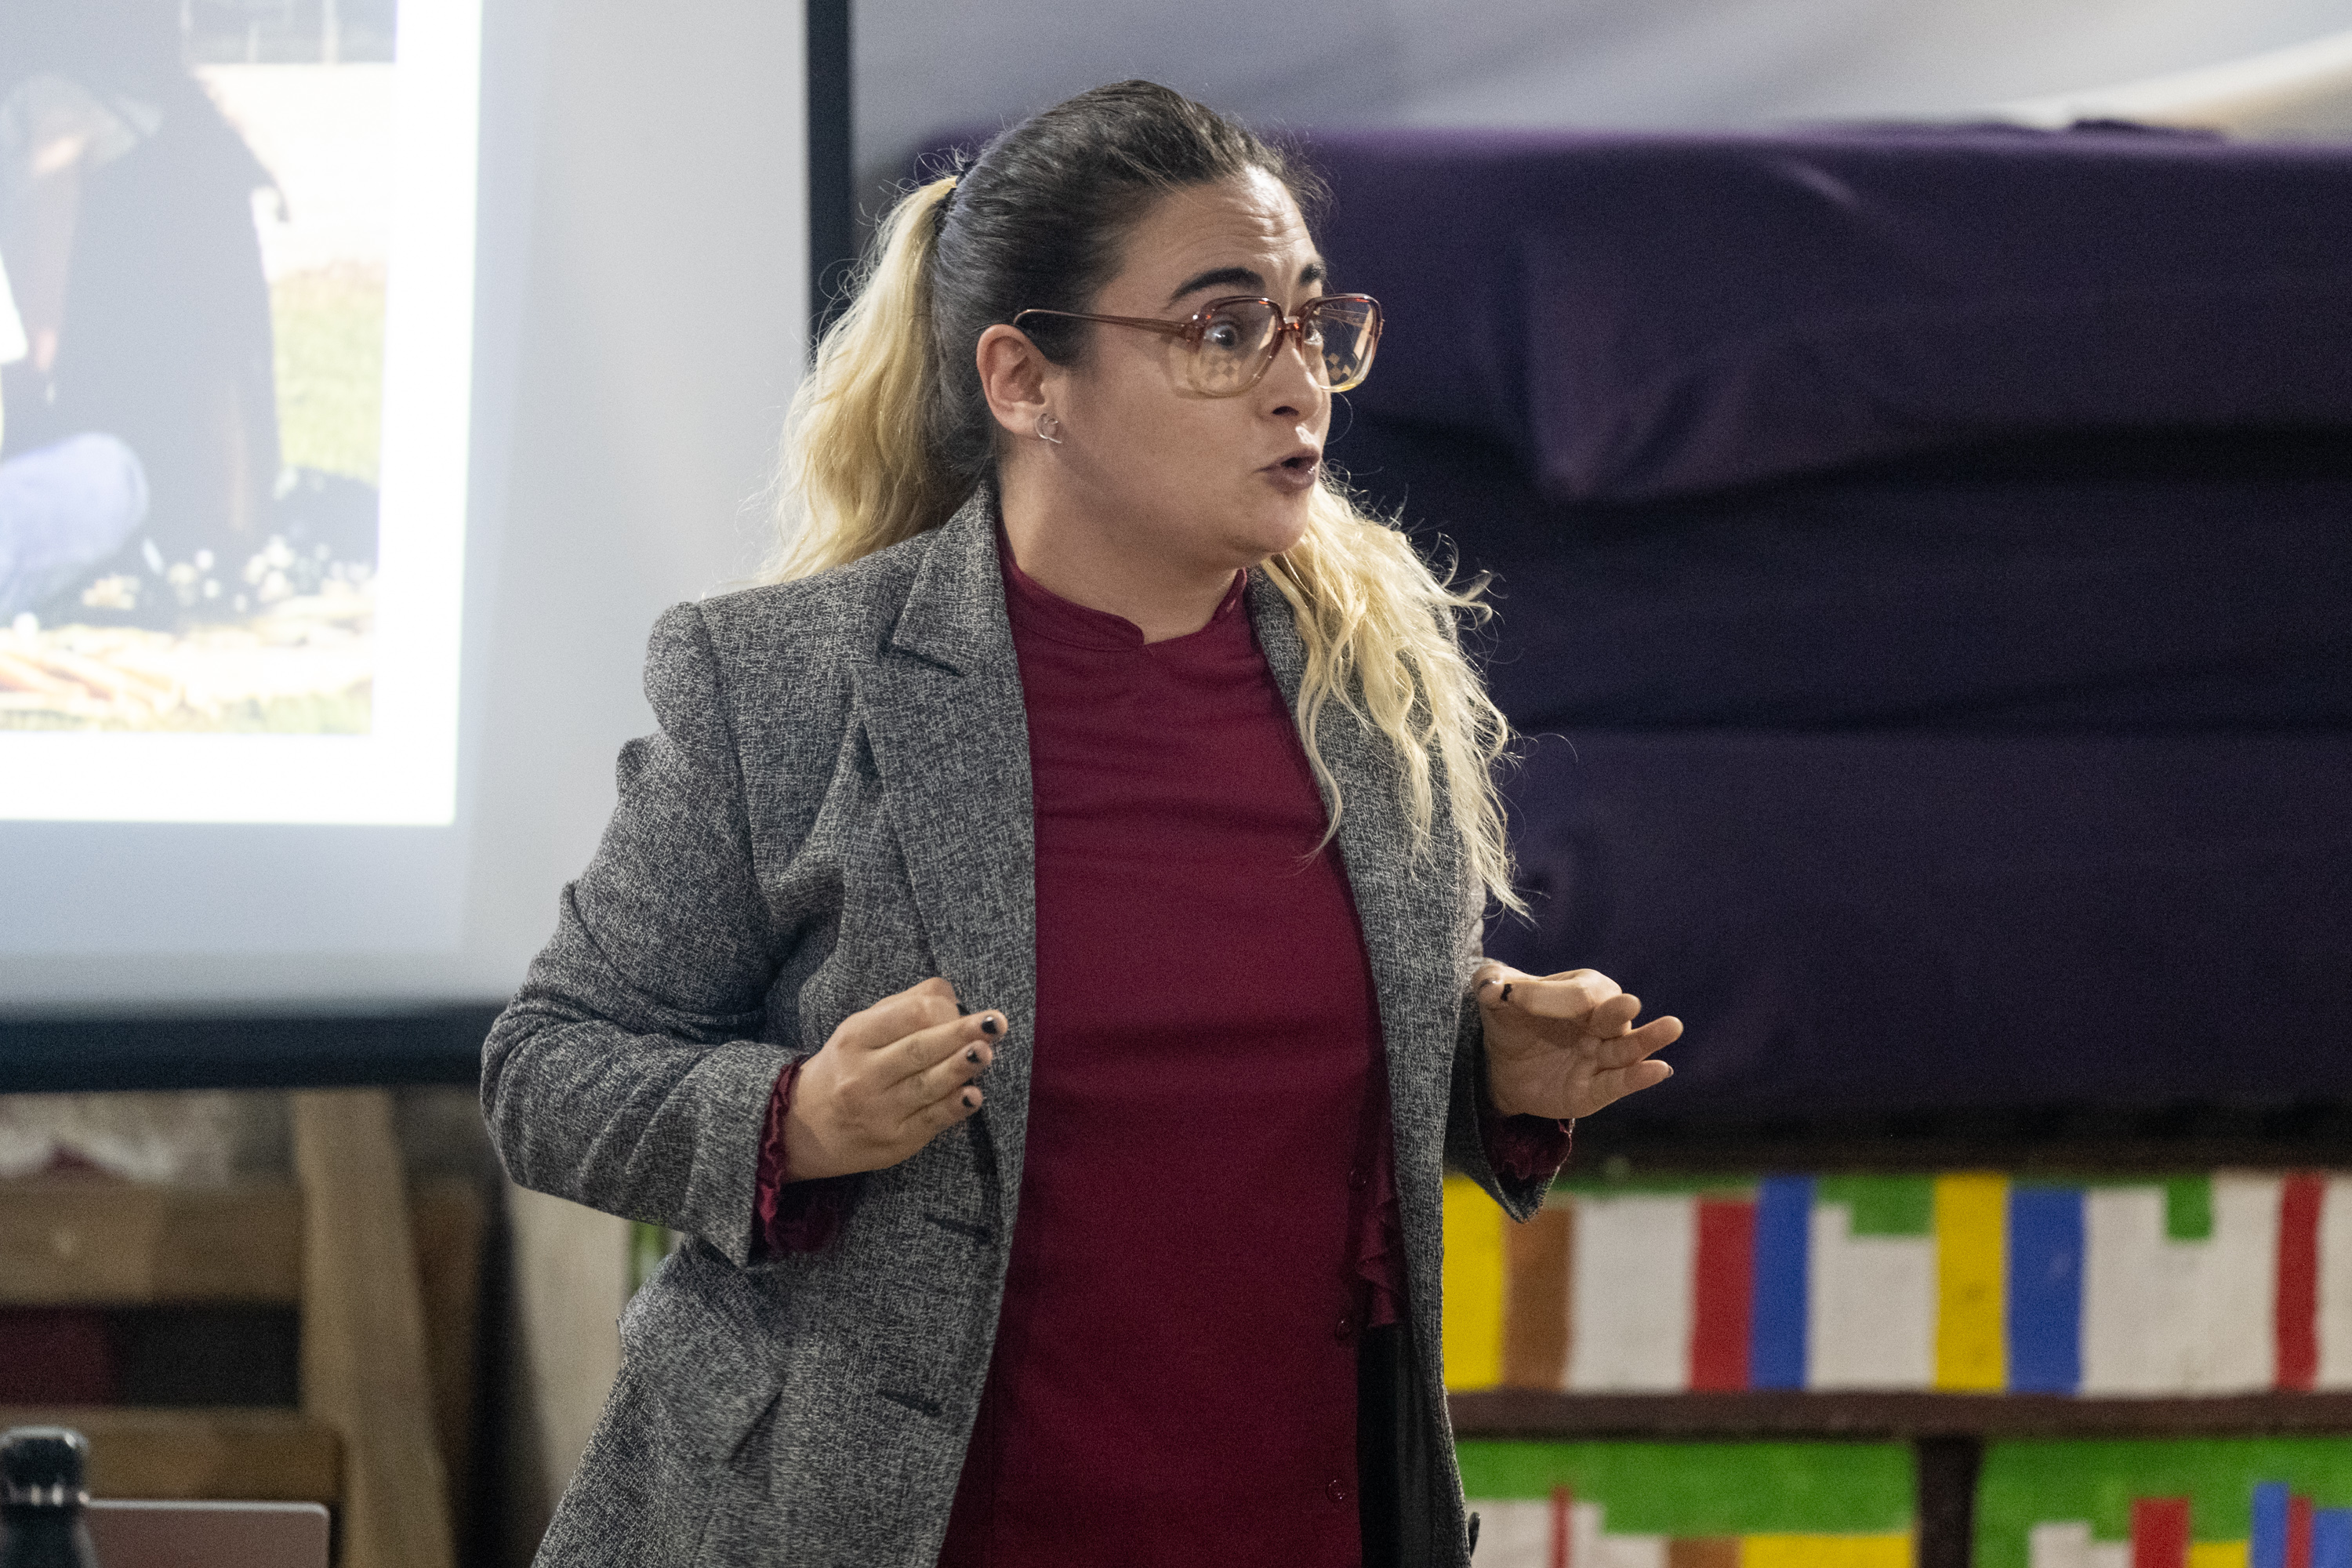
[981,1016,1000,1036]
[962,1091,978,1109]
[965,1047,982,1064]
[1500,984,1513,1003]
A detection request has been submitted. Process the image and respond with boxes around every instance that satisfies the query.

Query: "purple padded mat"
[1332,416,2352,733]
[1306,126,2352,501]
[1485,730,2352,1116]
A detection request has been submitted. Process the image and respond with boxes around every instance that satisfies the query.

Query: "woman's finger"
[881,1010,1001,1094]
[830,976,964,1054]
[1581,1057,1674,1112]
[1496,970,1624,1022]
[1592,1015,1682,1069]
[1471,960,1523,1004]
[902,1073,985,1140]
[887,1022,996,1116]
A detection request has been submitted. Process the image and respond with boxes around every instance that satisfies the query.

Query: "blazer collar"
[886,487,1007,675]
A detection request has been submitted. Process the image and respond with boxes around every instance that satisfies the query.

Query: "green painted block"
[2165,1174,2215,1240]
[1817,1174,1936,1236]
[1456,1440,1915,1535]
[1975,1438,2352,1568]
[1549,1171,1759,1200]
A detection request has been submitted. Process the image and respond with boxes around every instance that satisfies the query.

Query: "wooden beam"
[0,1406,338,1502]
[1450,1388,2352,1439]
[292,1090,456,1568]
[408,1176,485,1541]
[0,1181,302,1305]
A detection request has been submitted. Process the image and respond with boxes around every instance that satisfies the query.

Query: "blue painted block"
[2252,1481,2289,1568]
[2314,1507,2352,1568]
[1750,1175,1812,1390]
[2007,1186,2084,1394]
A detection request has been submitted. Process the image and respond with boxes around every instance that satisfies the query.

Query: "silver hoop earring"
[1036,412,1064,445]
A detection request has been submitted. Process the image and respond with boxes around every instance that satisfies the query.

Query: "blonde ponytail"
[763,177,969,581]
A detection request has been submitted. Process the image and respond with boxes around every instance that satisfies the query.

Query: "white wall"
[856,0,2352,181]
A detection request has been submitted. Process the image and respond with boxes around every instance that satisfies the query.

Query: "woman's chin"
[1232,492,1315,561]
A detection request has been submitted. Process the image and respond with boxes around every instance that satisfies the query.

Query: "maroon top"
[751,536,1571,1566]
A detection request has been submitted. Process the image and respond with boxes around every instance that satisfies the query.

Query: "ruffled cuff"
[1481,1104,1574,1185]
[753,1058,854,1255]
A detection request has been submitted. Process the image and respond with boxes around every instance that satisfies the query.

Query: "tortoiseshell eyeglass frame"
[1011,293,1385,396]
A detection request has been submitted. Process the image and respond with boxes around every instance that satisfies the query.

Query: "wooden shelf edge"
[1448,1389,2352,1439]
[0,1405,340,1502]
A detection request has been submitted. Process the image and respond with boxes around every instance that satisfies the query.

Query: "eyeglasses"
[1011,293,1384,397]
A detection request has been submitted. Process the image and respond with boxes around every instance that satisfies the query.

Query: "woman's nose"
[1261,324,1326,416]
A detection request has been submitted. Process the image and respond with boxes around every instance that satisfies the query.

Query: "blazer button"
[1348,1165,1369,1190]
[1334,1314,1356,1342]
[1326,1479,1348,1504]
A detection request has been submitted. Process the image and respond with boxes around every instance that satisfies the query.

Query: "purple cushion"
[1306,126,2352,501]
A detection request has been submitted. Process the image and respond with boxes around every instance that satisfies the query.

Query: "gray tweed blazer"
[481,488,1555,1568]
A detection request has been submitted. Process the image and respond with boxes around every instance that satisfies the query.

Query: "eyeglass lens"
[1189,299,1378,395]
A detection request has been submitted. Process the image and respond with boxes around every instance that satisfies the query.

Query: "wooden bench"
[0,1091,481,1568]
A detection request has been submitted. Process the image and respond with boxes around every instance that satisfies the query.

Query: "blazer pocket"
[620,1247,792,1468]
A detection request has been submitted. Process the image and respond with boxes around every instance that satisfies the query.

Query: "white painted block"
[1469,1500,1550,1568]
[1568,1194,1695,1391]
[2082,1178,2280,1394]
[1572,1500,1603,1568]
[2030,1522,2092,1568]
[1808,1200,1936,1390]
[1594,1535,1667,1568]
[2186,1174,2280,1392]
[2315,1177,2352,1389]
[2089,1544,2129,1568]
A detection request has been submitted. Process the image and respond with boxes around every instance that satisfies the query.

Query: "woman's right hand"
[779,977,1000,1180]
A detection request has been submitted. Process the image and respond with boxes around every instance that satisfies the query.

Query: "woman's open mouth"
[1262,451,1322,493]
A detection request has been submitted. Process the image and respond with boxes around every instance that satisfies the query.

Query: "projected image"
[0,0,394,733]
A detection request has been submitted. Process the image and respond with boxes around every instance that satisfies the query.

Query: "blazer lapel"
[851,490,1041,1212]
[1246,571,1464,1154]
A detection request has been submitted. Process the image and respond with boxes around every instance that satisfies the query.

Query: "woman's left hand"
[1475,960,1682,1120]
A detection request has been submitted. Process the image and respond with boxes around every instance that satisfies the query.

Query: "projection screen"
[0,0,815,1064]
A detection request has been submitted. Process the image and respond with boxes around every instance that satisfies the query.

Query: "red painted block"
[1690,1197,1756,1391]
[2292,1494,2315,1568]
[2278,1174,2323,1392]
[2133,1497,2191,1568]
[1551,1485,1573,1568]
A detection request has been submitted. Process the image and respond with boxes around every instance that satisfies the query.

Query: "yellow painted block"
[1934,1172,2008,1391]
[2188,1544,2250,1568]
[1441,1174,1506,1389]
[1742,1533,1914,1567]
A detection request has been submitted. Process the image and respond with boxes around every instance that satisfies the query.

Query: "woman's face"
[1016,169,1334,572]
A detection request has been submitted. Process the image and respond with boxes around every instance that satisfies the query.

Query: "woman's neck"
[996,467,1241,644]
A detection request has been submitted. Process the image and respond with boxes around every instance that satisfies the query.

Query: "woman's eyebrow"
[1165,265,1265,306]
[1163,258,1334,307]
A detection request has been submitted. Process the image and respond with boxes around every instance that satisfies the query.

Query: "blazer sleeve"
[1439,837,1569,1222]
[481,602,797,1268]
[1443,1000,1569,1223]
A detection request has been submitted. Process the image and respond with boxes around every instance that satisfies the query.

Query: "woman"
[483,82,1679,1568]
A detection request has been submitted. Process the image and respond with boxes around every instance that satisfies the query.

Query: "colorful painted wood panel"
[1460,1439,1915,1566]
[1442,1172,2352,1396]
[1974,1438,2352,1568]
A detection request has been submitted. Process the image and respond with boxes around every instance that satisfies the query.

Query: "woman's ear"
[976,324,1052,439]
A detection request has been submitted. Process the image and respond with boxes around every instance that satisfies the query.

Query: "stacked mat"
[1443,1172,2352,1395]
[1299,127,2352,1120]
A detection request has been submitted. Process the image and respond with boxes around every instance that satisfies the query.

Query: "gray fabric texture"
[481,487,1562,1567]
